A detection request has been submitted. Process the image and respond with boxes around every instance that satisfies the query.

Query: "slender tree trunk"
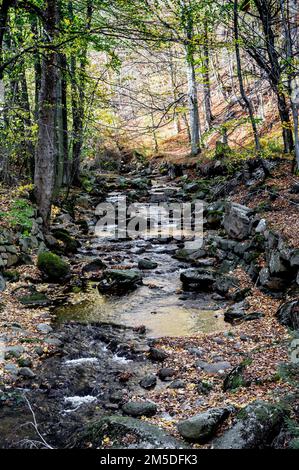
[169,49,181,134]
[34,0,58,228]
[31,16,42,122]
[186,49,201,155]
[280,0,299,169]
[234,0,260,152]
[69,0,92,185]
[19,62,35,177]
[203,20,213,130]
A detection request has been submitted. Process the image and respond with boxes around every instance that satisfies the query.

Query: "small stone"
[138,259,158,270]
[158,368,175,381]
[37,323,53,334]
[122,401,157,417]
[139,375,157,390]
[5,345,25,359]
[4,363,19,375]
[44,337,63,347]
[18,367,36,379]
[168,379,186,389]
[148,347,168,362]
[187,347,205,357]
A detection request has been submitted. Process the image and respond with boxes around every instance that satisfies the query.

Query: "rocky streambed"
[0,158,298,449]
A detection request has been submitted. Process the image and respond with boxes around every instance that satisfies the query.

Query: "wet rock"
[18,367,36,379]
[82,259,107,280]
[148,347,168,362]
[138,259,158,270]
[158,368,175,381]
[180,268,216,291]
[139,375,157,390]
[276,299,299,330]
[212,401,287,449]
[122,401,157,417]
[98,269,142,294]
[174,248,206,262]
[72,415,186,449]
[177,407,232,442]
[223,203,253,240]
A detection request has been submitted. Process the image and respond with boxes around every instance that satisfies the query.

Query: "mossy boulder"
[212,401,287,449]
[70,415,186,449]
[37,251,70,282]
[51,228,80,254]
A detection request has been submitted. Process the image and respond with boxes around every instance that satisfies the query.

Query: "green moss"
[3,270,20,282]
[37,251,70,281]
[52,229,79,254]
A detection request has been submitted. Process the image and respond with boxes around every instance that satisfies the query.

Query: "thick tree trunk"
[234,0,260,152]
[34,0,58,228]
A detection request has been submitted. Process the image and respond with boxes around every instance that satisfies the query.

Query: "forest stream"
[0,171,229,449]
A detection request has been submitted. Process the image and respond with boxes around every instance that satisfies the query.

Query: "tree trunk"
[186,50,201,155]
[234,0,260,152]
[203,20,213,130]
[280,0,299,169]
[34,0,58,228]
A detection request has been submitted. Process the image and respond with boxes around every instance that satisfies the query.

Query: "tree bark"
[202,20,213,130]
[34,0,58,228]
[234,0,260,152]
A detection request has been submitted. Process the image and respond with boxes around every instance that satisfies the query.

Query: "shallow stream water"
[55,176,227,338]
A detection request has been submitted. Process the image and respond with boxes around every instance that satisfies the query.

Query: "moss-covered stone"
[51,228,79,254]
[71,415,186,449]
[37,251,70,281]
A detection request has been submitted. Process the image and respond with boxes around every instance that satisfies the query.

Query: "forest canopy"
[0,0,299,225]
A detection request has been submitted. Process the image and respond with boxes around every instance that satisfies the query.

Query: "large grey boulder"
[212,401,286,449]
[223,203,253,240]
[177,407,232,442]
[71,415,186,449]
[276,299,299,331]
